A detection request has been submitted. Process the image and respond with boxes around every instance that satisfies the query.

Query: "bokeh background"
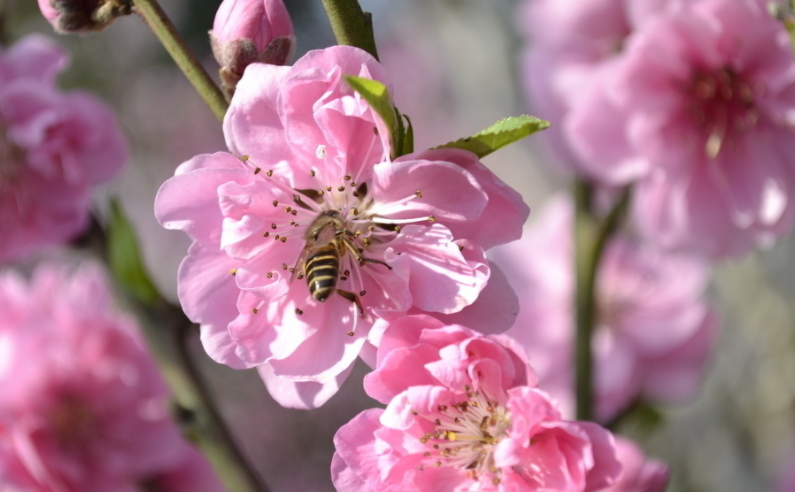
[4,0,795,490]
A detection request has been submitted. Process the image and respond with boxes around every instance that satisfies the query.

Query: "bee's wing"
[290,244,311,283]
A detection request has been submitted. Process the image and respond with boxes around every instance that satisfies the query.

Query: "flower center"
[416,386,512,485]
[688,67,757,158]
[49,392,96,449]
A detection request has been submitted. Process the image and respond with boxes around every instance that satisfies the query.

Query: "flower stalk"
[131,0,228,121]
[573,180,629,421]
[320,0,379,60]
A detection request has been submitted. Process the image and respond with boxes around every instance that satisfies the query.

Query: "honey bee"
[294,210,391,313]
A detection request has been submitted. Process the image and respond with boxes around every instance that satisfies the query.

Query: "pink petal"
[257,362,355,409]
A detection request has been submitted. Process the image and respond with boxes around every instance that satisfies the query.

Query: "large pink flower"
[332,317,621,491]
[0,262,196,491]
[155,46,528,409]
[492,196,718,421]
[566,0,795,257]
[0,35,128,264]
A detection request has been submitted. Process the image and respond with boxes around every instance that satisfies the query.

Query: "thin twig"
[131,0,228,121]
[320,0,379,59]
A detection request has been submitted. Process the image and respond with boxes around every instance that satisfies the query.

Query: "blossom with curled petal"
[492,196,718,421]
[331,317,621,491]
[0,35,128,264]
[155,46,528,409]
[0,262,202,491]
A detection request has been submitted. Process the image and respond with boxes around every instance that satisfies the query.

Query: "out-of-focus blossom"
[563,0,795,257]
[519,0,670,172]
[0,262,195,491]
[603,438,669,492]
[0,35,128,264]
[155,46,528,409]
[211,0,295,98]
[37,0,131,34]
[492,196,718,421]
[331,317,622,491]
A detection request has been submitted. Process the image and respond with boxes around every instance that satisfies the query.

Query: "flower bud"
[210,0,295,99]
[37,0,131,34]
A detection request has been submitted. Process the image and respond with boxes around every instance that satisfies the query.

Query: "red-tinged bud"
[37,0,131,34]
[210,0,295,99]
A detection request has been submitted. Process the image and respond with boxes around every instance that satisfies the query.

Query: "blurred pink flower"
[0,35,128,264]
[492,196,718,421]
[0,262,189,491]
[565,0,795,257]
[332,317,621,491]
[519,0,669,172]
[155,46,528,409]
[603,438,669,492]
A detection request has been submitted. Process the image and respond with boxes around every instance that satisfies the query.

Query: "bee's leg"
[341,237,392,270]
[337,289,365,317]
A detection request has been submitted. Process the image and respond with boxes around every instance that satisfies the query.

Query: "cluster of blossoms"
[492,197,718,421]
[0,262,225,492]
[523,0,795,258]
[0,35,127,264]
[332,317,624,491]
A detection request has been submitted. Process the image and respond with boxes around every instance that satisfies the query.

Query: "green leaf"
[344,75,402,156]
[401,114,414,156]
[107,198,161,305]
[434,115,550,158]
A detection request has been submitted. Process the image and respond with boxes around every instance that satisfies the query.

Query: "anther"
[295,308,304,316]
[271,223,277,230]
[240,155,250,162]
[338,186,345,192]
[428,215,436,222]
[310,170,316,177]
[263,232,270,237]
[266,272,273,278]
[272,200,279,207]
[359,290,366,296]
[266,170,273,177]
[252,308,259,314]
[415,190,423,198]
[281,263,288,270]
[344,174,352,181]
[326,186,332,192]
[352,208,359,215]
[230,269,238,276]
[280,237,286,243]
[254,167,261,175]
[346,331,355,336]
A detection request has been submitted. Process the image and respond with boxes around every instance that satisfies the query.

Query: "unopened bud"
[210,0,295,99]
[38,0,132,34]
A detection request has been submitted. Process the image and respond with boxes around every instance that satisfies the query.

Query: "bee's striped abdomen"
[306,243,339,302]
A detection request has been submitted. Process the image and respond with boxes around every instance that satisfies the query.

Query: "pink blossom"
[332,318,622,491]
[155,46,528,409]
[0,262,188,491]
[602,438,669,492]
[0,35,128,264]
[491,196,718,421]
[211,0,294,67]
[519,0,670,172]
[565,0,795,257]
